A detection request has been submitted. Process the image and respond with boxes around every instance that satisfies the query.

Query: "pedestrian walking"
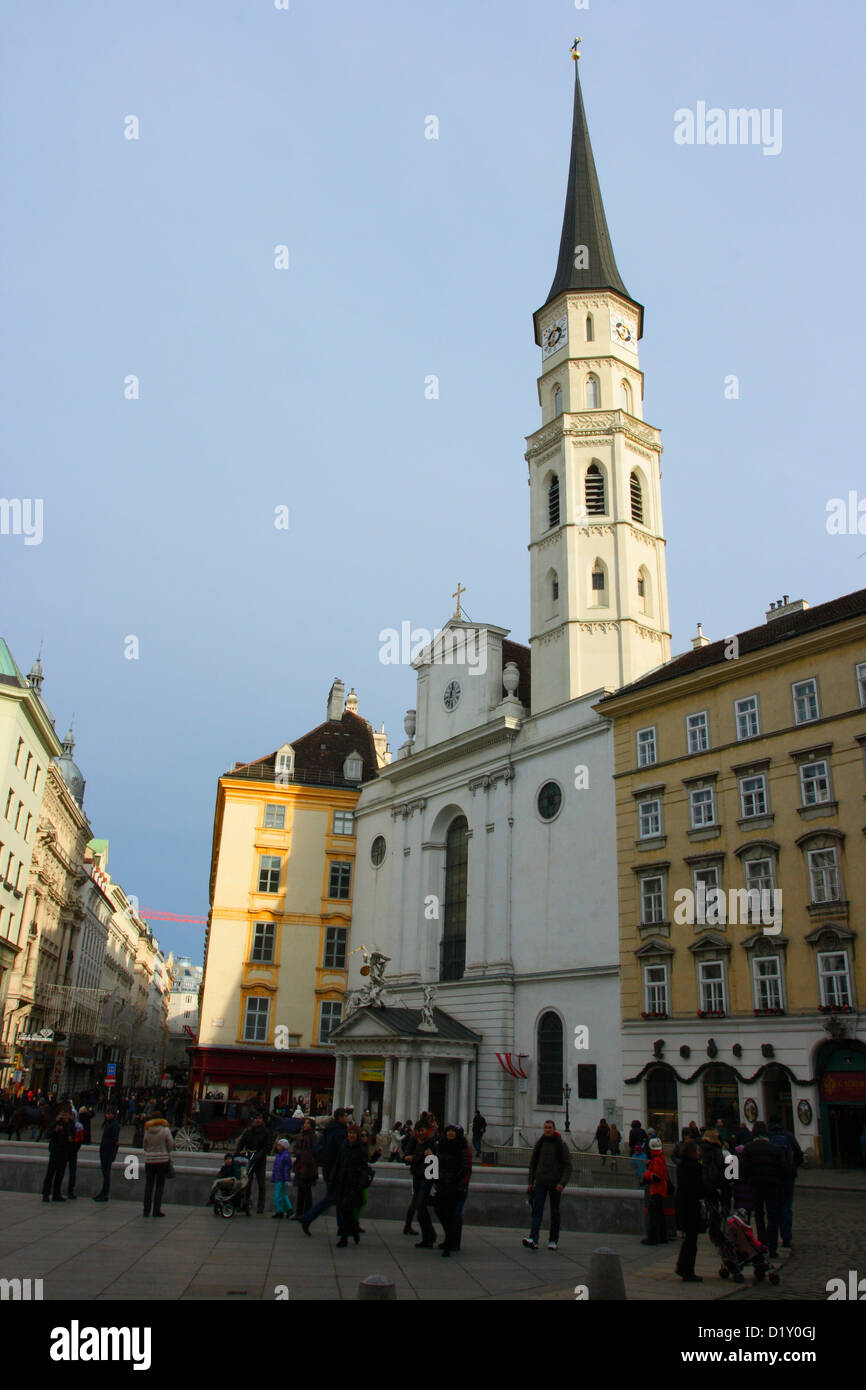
[767,1114,803,1251]
[234,1114,271,1214]
[403,1120,439,1249]
[433,1124,469,1257]
[641,1137,670,1246]
[608,1122,621,1156]
[730,1145,755,1219]
[454,1125,472,1251]
[594,1118,610,1164]
[92,1107,120,1201]
[674,1139,703,1282]
[628,1119,648,1155]
[741,1122,784,1258]
[699,1128,730,1213]
[333,1125,372,1248]
[471,1109,487,1159]
[142,1109,174,1218]
[42,1104,75,1203]
[523,1120,572,1251]
[66,1112,85,1198]
[291,1117,318,1219]
[300,1108,350,1236]
[272,1139,293,1219]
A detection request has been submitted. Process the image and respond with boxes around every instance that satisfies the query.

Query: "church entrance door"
[429,1072,448,1125]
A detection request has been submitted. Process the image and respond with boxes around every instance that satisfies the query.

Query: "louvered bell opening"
[548,476,560,528]
[630,472,644,524]
[585,464,605,515]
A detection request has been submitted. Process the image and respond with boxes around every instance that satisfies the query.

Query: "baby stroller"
[212,1153,252,1219]
[712,1205,780,1286]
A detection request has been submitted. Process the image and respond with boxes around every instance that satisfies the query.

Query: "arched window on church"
[553,385,563,417]
[585,314,594,342]
[585,463,606,515]
[585,374,600,409]
[637,566,652,616]
[537,1011,564,1105]
[591,558,608,606]
[548,475,561,529]
[620,379,633,413]
[630,471,645,524]
[440,815,468,982]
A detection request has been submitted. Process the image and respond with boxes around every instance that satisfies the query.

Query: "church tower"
[527,54,671,714]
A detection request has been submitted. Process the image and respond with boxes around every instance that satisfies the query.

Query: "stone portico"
[330,1005,481,1134]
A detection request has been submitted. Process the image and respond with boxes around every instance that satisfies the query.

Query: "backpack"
[768,1129,795,1178]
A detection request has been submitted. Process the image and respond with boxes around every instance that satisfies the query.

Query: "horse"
[7,1101,57,1141]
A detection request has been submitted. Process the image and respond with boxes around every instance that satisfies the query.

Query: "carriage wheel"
[220,1204,235,1219]
[173,1125,202,1151]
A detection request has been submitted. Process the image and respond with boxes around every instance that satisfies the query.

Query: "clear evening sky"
[2,1,864,964]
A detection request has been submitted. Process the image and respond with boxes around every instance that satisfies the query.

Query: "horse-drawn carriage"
[172,1098,247,1152]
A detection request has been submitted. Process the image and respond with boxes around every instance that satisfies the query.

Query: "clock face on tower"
[542,313,568,359]
[443,680,462,711]
[610,309,638,353]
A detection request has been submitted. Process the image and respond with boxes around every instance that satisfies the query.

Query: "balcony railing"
[226,764,362,789]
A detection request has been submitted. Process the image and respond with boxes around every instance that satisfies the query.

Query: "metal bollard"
[357,1274,397,1301]
[587,1246,627,1300]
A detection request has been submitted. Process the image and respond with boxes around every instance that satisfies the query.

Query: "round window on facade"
[537,781,563,821]
[370,835,386,867]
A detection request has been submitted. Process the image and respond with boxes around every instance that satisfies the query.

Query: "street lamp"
[563,1082,572,1133]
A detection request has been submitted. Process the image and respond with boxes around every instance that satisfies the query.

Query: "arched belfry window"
[621,379,633,413]
[591,558,608,607]
[585,374,600,409]
[630,471,645,524]
[585,463,605,515]
[537,1011,564,1105]
[585,314,594,342]
[440,815,468,982]
[638,565,652,616]
[548,474,560,529]
[553,385,563,417]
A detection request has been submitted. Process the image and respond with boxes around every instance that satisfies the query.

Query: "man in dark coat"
[523,1120,573,1250]
[628,1119,648,1155]
[300,1109,349,1236]
[470,1110,487,1158]
[742,1121,785,1258]
[42,1105,75,1202]
[767,1114,803,1250]
[433,1124,470,1256]
[403,1120,440,1249]
[674,1139,704,1282]
[333,1125,371,1246]
[93,1107,121,1202]
[235,1114,271,1214]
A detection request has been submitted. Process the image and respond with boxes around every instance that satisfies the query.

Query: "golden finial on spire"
[571,37,582,61]
[452,582,466,619]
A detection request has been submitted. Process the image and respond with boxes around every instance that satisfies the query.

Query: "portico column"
[343,1055,357,1112]
[394,1055,408,1124]
[408,1056,421,1120]
[382,1056,395,1135]
[458,1058,470,1131]
[418,1056,430,1117]
[332,1055,345,1109]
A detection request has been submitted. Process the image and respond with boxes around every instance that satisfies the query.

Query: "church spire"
[542,55,634,314]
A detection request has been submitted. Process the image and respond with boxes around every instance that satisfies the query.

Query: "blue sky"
[2,0,864,964]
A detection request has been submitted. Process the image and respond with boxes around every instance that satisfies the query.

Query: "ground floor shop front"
[187,1044,336,1115]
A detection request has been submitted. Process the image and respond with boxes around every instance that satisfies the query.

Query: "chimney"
[326,677,345,721]
[765,597,810,623]
[373,722,392,767]
[691,623,709,650]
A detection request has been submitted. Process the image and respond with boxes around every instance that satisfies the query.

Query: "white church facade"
[332,54,672,1146]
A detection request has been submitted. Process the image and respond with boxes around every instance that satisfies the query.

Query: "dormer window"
[344,753,363,782]
[275,744,294,783]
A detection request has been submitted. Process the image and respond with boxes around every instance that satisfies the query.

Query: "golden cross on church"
[452,582,466,619]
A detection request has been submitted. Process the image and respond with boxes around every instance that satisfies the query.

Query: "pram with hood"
[708,1201,781,1285]
[211,1152,253,1219]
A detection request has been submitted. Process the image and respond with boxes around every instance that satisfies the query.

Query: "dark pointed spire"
[541,56,637,316]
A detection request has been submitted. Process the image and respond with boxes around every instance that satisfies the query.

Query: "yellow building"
[597,590,866,1166]
[191,679,389,1113]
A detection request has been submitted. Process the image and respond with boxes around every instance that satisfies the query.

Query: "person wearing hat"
[641,1137,670,1245]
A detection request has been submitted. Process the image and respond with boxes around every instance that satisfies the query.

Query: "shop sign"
[820,1071,866,1103]
[358,1058,386,1083]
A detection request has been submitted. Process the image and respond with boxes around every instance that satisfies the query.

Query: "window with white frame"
[638,798,662,839]
[744,856,775,895]
[689,786,716,828]
[251,922,276,962]
[275,748,294,777]
[257,855,281,894]
[243,995,270,1042]
[800,760,830,806]
[640,875,665,924]
[753,956,783,1011]
[323,926,348,969]
[735,696,760,740]
[328,861,352,899]
[739,774,768,819]
[693,865,721,923]
[686,712,709,754]
[698,960,726,1013]
[818,951,851,1007]
[319,1000,343,1043]
[857,662,866,708]
[808,847,840,903]
[792,678,819,725]
[644,964,669,1015]
[333,810,354,835]
[636,727,657,768]
[344,754,363,781]
[263,803,285,829]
